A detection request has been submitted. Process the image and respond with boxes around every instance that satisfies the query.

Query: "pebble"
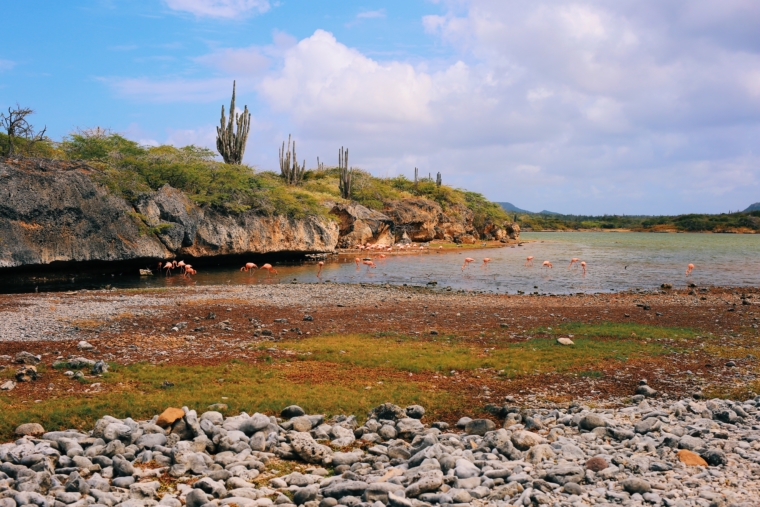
[0,396,758,507]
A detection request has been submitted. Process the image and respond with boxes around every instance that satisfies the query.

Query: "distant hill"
[745,203,760,212]
[537,210,561,215]
[497,202,532,213]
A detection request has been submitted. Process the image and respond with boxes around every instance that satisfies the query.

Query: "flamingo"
[163,262,174,276]
[240,262,258,272]
[177,260,186,272]
[378,254,386,259]
[686,263,694,276]
[542,260,553,269]
[184,267,196,277]
[481,258,491,269]
[260,263,278,277]
[317,261,324,277]
[355,257,361,269]
[568,258,580,268]
[581,261,587,275]
[362,260,376,270]
[525,256,534,267]
[461,257,475,271]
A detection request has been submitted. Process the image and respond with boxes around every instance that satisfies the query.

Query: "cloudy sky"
[2,0,760,214]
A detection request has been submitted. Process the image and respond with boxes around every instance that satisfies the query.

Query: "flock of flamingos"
[156,242,697,280]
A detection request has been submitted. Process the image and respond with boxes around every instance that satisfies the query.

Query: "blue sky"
[2,0,760,214]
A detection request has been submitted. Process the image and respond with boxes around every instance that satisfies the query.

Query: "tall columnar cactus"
[338,147,352,199]
[436,172,442,187]
[216,81,251,165]
[279,134,306,185]
[414,167,418,186]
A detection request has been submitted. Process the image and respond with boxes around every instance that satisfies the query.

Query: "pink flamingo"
[317,261,324,277]
[354,257,361,269]
[686,263,694,276]
[581,261,587,275]
[378,254,386,259]
[568,258,580,268]
[481,258,491,269]
[177,260,186,272]
[525,256,534,267]
[461,257,475,271]
[184,267,196,277]
[163,262,174,276]
[260,263,278,277]
[362,260,376,270]
[542,260,553,269]
[240,262,258,272]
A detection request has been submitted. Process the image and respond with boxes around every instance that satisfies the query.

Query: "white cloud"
[356,9,386,19]
[0,59,16,71]
[104,77,235,103]
[164,0,269,18]
[111,1,760,213]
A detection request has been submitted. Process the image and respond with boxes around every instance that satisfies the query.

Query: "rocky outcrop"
[0,159,338,269]
[329,203,394,248]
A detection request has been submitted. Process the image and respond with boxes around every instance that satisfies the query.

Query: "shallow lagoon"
[4,232,758,294]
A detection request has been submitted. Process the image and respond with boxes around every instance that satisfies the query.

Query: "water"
[2,232,759,294]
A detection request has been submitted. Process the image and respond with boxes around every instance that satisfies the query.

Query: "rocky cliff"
[0,159,338,269]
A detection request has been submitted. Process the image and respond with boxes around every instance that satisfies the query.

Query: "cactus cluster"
[216,81,251,165]
[338,147,352,199]
[436,172,442,187]
[279,134,306,186]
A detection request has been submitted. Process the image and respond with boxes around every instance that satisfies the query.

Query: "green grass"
[278,332,668,376]
[0,361,453,441]
[532,321,700,341]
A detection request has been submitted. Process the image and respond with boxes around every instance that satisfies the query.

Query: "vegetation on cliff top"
[0,130,508,226]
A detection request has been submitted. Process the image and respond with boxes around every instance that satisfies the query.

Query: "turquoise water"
[5,232,759,294]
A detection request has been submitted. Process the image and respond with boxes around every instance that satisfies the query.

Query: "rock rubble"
[2,396,760,507]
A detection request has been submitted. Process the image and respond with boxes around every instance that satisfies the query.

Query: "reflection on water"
[3,232,760,294]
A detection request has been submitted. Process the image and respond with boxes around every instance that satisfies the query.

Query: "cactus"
[414,167,418,186]
[338,147,352,199]
[317,157,325,171]
[279,134,306,185]
[436,172,442,187]
[216,81,251,165]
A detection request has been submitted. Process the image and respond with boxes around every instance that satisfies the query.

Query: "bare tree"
[0,104,47,157]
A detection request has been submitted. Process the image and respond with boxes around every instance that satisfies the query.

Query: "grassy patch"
[0,360,454,441]
[278,332,666,376]
[533,321,700,341]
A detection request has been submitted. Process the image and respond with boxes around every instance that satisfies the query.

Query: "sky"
[2,0,760,215]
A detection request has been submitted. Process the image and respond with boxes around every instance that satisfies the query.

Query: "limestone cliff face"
[0,159,338,269]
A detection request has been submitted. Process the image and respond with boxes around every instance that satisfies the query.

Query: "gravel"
[2,396,759,507]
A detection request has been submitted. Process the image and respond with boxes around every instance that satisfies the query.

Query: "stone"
[290,432,333,464]
[678,435,705,451]
[578,414,606,431]
[585,457,608,472]
[185,489,209,507]
[464,419,495,435]
[156,407,185,428]
[511,430,544,450]
[405,405,425,419]
[396,418,424,438]
[677,449,707,466]
[526,444,556,464]
[621,478,651,494]
[0,380,16,391]
[15,351,41,364]
[281,405,305,418]
[239,413,270,435]
[556,337,574,345]
[15,423,45,437]
[454,459,480,479]
[92,360,109,375]
[563,482,583,495]
[16,365,38,382]
[290,416,313,433]
[369,403,406,421]
[702,448,728,466]
[112,455,135,477]
[544,465,585,485]
[635,384,658,397]
[77,341,95,351]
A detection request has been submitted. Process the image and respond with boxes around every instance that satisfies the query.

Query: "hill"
[744,203,760,212]
[497,201,532,214]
